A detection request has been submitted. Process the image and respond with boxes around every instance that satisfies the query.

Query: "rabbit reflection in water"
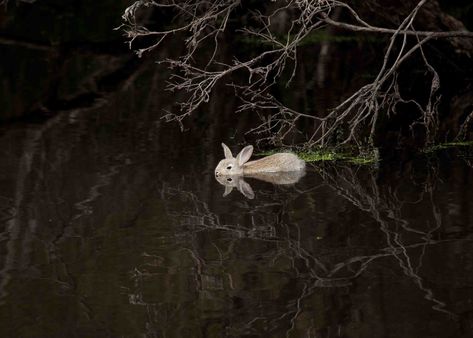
[215,143,305,199]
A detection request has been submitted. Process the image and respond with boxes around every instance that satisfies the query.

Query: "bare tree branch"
[121,0,473,148]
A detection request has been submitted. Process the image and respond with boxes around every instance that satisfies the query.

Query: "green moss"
[423,141,473,153]
[258,148,379,165]
[298,150,338,162]
[343,155,376,165]
[302,150,378,165]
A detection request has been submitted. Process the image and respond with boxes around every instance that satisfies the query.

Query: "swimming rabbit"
[215,174,255,199]
[215,143,305,177]
[215,170,306,199]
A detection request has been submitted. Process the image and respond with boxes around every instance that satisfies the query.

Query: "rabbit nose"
[215,171,220,176]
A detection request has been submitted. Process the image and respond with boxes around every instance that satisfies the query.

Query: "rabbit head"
[215,174,255,199]
[215,143,253,176]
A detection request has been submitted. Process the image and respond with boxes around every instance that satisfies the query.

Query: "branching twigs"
[457,109,473,140]
[122,0,473,147]
[315,162,459,315]
[303,0,446,147]
[135,167,463,334]
[321,2,473,39]
[121,0,241,59]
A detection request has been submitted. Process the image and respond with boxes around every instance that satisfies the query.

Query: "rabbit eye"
[227,178,233,182]
[226,165,232,170]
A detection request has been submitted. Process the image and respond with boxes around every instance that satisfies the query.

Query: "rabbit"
[245,169,305,185]
[215,143,305,177]
[215,170,306,199]
[215,174,255,199]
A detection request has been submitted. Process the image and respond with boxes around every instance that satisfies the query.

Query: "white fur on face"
[214,159,243,176]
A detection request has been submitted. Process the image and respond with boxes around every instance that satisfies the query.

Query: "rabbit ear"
[223,185,233,197]
[236,145,253,166]
[238,179,254,199]
[221,143,233,159]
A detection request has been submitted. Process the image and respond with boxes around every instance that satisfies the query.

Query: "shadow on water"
[0,58,473,337]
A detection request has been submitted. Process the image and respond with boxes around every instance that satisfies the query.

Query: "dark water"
[1,72,473,338]
[2,2,473,337]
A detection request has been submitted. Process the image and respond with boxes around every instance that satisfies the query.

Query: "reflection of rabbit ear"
[221,143,233,159]
[238,179,255,199]
[236,145,253,166]
[223,185,233,197]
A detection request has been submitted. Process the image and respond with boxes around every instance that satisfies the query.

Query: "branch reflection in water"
[1,102,471,336]
[128,157,471,336]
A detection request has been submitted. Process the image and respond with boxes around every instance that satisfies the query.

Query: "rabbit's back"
[243,153,305,174]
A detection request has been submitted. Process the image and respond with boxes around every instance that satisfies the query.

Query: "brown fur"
[243,153,305,174]
[215,143,305,177]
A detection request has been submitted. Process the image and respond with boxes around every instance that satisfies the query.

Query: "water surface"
[1,3,473,335]
[0,83,473,337]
